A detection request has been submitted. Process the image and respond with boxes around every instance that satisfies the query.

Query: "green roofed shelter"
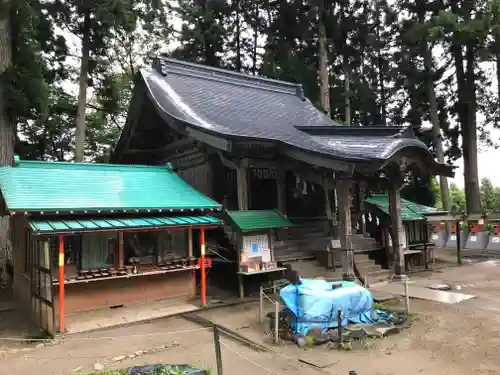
[0,157,221,213]
[225,209,292,232]
[365,194,437,222]
[2,157,223,336]
[29,215,221,235]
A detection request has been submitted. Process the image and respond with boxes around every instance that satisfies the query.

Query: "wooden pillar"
[276,168,286,214]
[200,228,207,306]
[118,232,124,269]
[323,175,336,238]
[388,184,406,278]
[337,179,355,281]
[358,182,366,234]
[188,228,193,258]
[276,168,287,240]
[237,232,244,299]
[58,236,65,333]
[236,163,249,211]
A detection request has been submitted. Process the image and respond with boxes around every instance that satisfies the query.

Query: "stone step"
[282,260,342,280]
[275,251,316,262]
[356,264,383,273]
[365,269,390,282]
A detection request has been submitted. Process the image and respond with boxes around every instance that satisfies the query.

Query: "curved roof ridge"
[11,158,172,171]
[156,56,304,97]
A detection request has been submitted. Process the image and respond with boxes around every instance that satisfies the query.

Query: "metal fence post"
[404,277,410,314]
[274,301,279,344]
[337,309,343,348]
[456,219,462,265]
[259,285,263,324]
[213,325,223,375]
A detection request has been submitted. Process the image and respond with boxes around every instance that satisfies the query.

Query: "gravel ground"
[2,259,500,374]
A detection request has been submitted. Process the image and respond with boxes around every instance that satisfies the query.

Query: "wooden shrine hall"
[0,157,222,335]
[112,56,454,283]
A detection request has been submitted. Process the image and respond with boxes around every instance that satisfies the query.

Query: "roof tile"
[0,159,221,212]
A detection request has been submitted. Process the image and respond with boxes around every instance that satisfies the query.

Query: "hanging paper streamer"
[376,216,380,226]
[368,213,372,222]
[362,214,366,224]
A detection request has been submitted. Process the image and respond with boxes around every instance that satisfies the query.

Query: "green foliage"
[450,183,467,213]
[5,0,500,194]
[5,0,51,126]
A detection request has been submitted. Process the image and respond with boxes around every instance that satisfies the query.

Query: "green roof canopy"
[365,194,437,221]
[29,215,221,235]
[0,158,221,213]
[225,209,292,231]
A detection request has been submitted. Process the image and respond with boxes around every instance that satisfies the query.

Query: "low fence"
[258,281,288,344]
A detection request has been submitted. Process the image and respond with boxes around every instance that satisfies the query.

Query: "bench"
[409,242,435,264]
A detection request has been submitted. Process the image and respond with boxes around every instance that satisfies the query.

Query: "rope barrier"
[0,327,212,342]
[219,340,283,375]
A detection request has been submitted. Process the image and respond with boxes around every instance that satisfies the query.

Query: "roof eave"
[10,206,222,216]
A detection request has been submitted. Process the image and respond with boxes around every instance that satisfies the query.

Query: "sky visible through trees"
[3,0,500,214]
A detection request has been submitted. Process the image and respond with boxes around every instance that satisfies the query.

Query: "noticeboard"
[242,234,271,262]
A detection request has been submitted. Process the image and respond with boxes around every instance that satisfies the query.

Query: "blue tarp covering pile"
[280,279,390,336]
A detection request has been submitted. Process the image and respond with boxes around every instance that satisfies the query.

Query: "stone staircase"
[220,219,390,283]
[274,220,389,283]
[273,219,330,262]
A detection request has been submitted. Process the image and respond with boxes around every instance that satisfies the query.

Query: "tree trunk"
[451,42,470,211]
[251,5,259,75]
[463,42,481,213]
[497,53,500,111]
[234,0,242,71]
[375,4,386,126]
[318,0,330,117]
[344,59,351,126]
[74,10,91,162]
[423,43,451,211]
[0,0,13,285]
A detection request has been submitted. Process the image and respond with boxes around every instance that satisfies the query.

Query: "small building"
[0,157,222,335]
[111,57,453,284]
[365,194,438,249]
[365,194,440,270]
[223,209,292,297]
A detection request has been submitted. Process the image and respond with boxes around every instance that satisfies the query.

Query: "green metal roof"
[365,194,437,221]
[29,215,221,235]
[225,209,292,231]
[0,158,221,212]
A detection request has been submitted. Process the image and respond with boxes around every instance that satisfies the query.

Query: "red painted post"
[200,228,206,307]
[58,236,65,333]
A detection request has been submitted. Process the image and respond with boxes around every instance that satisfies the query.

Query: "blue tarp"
[280,279,389,336]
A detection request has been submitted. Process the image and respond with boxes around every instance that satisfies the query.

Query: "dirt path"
[0,316,325,375]
[2,260,500,375]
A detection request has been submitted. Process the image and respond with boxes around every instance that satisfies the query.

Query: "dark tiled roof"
[138,57,446,168]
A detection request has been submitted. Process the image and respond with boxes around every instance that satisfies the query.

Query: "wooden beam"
[126,137,194,155]
[237,163,249,210]
[217,151,239,170]
[337,179,355,281]
[388,184,406,278]
[282,147,353,173]
[187,127,232,151]
[188,228,193,258]
[118,232,124,269]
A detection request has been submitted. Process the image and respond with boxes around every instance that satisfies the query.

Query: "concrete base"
[342,273,356,282]
[445,231,468,249]
[392,274,409,282]
[464,231,489,250]
[486,234,500,251]
[430,231,448,248]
